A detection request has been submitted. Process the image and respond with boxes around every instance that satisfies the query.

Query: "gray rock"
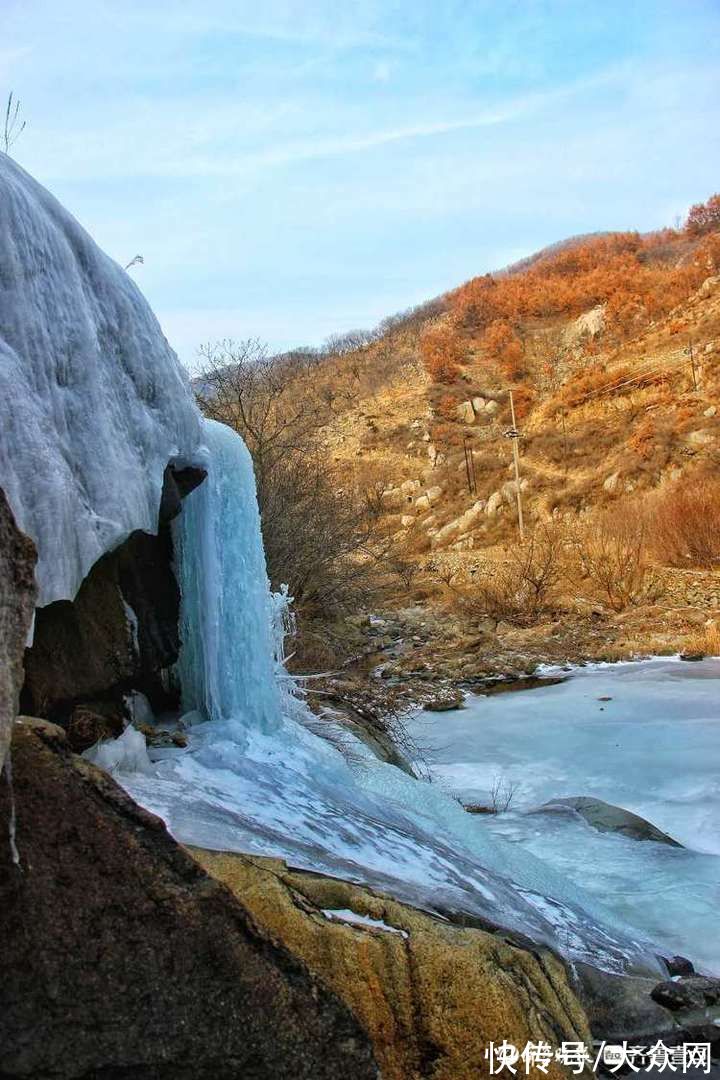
[652,976,720,1011]
[666,955,696,977]
[573,964,680,1044]
[0,488,37,772]
[23,526,183,719]
[538,796,684,847]
[425,692,464,711]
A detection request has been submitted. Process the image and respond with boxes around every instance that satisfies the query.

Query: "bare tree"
[3,92,26,154]
[569,513,664,612]
[490,776,518,813]
[195,339,386,620]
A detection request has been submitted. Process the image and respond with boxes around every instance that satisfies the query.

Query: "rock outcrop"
[538,797,683,847]
[0,490,36,772]
[21,464,206,733]
[194,849,594,1080]
[0,721,378,1079]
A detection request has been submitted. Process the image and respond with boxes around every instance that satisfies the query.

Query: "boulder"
[698,275,720,299]
[651,976,720,1012]
[426,485,444,504]
[425,692,465,711]
[564,305,605,347]
[195,850,592,1080]
[399,479,421,496]
[538,797,683,847]
[0,489,37,772]
[484,399,500,416]
[471,396,486,412]
[427,516,462,544]
[0,721,378,1079]
[687,429,715,446]
[455,400,476,424]
[381,488,404,509]
[486,491,504,516]
[501,478,529,505]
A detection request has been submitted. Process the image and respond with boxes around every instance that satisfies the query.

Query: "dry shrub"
[627,416,657,459]
[696,622,720,656]
[569,512,664,611]
[511,384,534,420]
[441,525,564,624]
[436,393,461,421]
[642,474,720,568]
[558,362,672,409]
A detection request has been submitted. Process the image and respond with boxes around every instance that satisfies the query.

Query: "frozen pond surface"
[406,657,720,973]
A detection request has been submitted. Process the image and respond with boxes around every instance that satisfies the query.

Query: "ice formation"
[5,159,680,976]
[113,417,665,976]
[0,155,200,606]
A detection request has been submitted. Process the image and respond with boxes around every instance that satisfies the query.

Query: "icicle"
[3,751,21,869]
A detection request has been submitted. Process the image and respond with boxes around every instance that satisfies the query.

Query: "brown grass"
[641,473,720,568]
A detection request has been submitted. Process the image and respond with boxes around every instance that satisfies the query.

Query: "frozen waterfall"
[173,420,282,737]
[111,416,666,978]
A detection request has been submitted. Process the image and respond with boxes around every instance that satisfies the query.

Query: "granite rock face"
[194,849,594,1080]
[0,721,378,1080]
[0,489,36,772]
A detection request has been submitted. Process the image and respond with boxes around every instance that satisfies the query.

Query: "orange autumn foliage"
[482,320,525,379]
[451,231,720,341]
[420,324,462,383]
[685,193,720,237]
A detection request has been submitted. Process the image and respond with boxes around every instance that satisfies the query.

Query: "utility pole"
[504,390,525,543]
[687,340,698,392]
[558,409,568,477]
[463,435,477,494]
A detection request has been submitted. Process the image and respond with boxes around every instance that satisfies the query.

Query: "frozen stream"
[406,658,720,973]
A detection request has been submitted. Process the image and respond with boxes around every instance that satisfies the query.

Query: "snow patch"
[321,909,409,938]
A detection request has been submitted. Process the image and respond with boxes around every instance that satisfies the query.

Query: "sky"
[2,1,720,369]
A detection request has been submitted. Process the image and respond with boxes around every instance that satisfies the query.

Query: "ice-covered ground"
[405,660,720,973]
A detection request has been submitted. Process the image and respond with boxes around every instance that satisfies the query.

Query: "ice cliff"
[0,154,200,606]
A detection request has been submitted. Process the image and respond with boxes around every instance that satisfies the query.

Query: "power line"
[579,351,687,398]
[572,349,691,405]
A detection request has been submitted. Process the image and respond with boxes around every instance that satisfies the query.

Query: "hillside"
[194,195,720,678]
[296,198,720,674]
[323,237,720,551]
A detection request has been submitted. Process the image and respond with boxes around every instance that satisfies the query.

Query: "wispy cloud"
[5,0,719,362]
